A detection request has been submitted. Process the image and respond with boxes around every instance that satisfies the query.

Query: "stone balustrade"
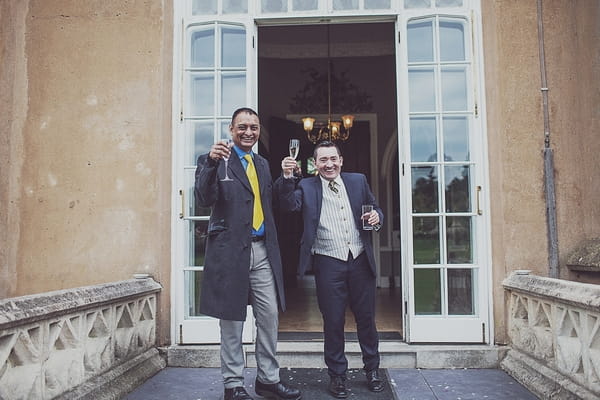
[502,272,600,399]
[0,278,164,400]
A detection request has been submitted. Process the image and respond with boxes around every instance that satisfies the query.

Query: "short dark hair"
[313,140,342,159]
[231,107,259,124]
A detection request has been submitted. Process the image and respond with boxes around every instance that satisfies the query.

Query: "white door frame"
[395,8,493,343]
[171,5,258,344]
[171,1,493,346]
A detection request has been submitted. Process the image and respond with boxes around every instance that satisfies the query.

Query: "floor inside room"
[278,276,403,340]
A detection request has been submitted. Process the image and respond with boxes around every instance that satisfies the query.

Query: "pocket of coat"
[207,219,227,235]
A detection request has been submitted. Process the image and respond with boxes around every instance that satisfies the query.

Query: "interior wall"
[259,51,398,276]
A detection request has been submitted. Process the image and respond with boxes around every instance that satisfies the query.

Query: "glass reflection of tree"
[412,166,440,264]
[446,165,472,264]
[445,165,469,212]
[412,167,438,213]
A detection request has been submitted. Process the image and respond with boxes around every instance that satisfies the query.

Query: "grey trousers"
[220,240,280,389]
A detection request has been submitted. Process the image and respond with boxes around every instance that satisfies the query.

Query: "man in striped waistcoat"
[276,140,385,399]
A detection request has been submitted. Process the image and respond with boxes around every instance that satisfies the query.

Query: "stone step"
[167,342,507,369]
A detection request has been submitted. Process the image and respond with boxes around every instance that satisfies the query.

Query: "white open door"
[397,9,492,343]
[172,2,257,344]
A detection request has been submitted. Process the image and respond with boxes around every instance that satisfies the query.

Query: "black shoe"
[328,376,348,399]
[255,379,302,399]
[366,369,385,392]
[224,386,254,400]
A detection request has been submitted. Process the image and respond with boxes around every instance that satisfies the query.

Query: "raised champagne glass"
[220,139,234,181]
[289,139,300,160]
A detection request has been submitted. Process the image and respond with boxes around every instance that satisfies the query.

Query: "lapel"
[313,176,323,218]
[340,173,361,222]
[254,154,269,196]
[228,152,252,193]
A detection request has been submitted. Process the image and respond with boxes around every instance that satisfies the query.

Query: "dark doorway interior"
[258,22,402,340]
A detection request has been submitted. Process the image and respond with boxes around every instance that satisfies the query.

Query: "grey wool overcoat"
[194,152,286,321]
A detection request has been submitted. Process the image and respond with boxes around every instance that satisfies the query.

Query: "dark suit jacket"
[276,172,383,277]
[195,152,285,321]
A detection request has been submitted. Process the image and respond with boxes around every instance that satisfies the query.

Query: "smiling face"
[315,145,343,181]
[230,111,260,153]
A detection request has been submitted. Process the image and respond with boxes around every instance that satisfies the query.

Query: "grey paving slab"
[388,369,539,400]
[126,367,538,400]
[387,369,437,400]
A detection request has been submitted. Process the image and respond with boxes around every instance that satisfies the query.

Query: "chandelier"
[302,25,354,144]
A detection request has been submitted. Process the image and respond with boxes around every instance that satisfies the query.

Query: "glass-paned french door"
[398,12,490,343]
[173,0,489,345]
[173,9,257,343]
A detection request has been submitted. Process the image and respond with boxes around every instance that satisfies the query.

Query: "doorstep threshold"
[166,342,507,369]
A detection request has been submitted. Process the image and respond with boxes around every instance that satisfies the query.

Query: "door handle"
[179,189,185,219]
[476,186,482,215]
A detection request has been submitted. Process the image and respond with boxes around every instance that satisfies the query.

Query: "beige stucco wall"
[483,0,600,344]
[2,0,598,348]
[0,0,173,344]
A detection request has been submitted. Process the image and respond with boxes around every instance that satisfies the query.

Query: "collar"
[319,175,342,187]
[232,145,252,160]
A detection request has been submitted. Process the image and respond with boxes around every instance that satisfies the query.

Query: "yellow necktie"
[244,154,264,230]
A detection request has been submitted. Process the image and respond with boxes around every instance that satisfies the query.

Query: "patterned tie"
[328,180,339,194]
[244,154,264,230]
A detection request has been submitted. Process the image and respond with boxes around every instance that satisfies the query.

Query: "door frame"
[171,3,493,346]
[395,10,494,343]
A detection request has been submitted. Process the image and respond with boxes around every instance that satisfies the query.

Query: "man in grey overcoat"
[195,107,301,400]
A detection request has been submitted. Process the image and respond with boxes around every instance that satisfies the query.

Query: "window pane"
[440,20,466,62]
[414,268,441,315]
[192,0,217,15]
[448,268,475,315]
[413,217,440,264]
[410,117,437,162]
[188,120,215,166]
[184,270,206,317]
[262,0,287,12]
[222,26,246,68]
[333,0,358,10]
[190,28,214,68]
[405,0,431,8]
[412,166,438,213]
[443,116,469,161]
[441,67,467,111]
[446,216,473,264]
[293,0,318,10]
[365,0,391,9]
[189,73,214,116]
[189,220,209,267]
[221,73,246,116]
[445,165,470,212]
[223,0,248,13]
[409,68,436,112]
[437,0,463,7]
[408,21,434,62]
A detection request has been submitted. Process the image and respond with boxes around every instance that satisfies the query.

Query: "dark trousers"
[313,252,380,377]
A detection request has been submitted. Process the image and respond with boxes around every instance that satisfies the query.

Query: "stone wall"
[0,278,164,400]
[502,273,600,399]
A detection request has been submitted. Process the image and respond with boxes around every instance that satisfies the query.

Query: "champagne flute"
[289,139,300,160]
[220,139,233,181]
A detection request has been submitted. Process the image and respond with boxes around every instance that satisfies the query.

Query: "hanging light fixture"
[302,25,354,144]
